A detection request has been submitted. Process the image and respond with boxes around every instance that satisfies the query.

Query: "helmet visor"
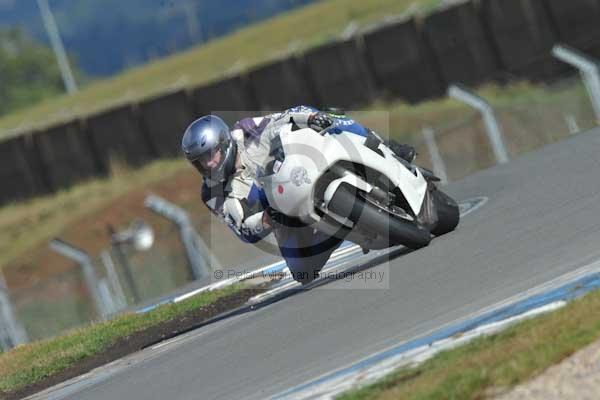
[191,147,223,176]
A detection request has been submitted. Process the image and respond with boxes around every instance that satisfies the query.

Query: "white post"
[564,114,580,135]
[552,44,600,123]
[49,239,112,318]
[100,251,127,310]
[145,195,219,280]
[422,127,449,184]
[0,273,28,349]
[448,84,509,164]
[37,0,78,94]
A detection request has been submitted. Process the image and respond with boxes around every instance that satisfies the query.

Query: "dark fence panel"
[363,18,443,103]
[423,1,500,87]
[481,0,561,81]
[35,121,99,190]
[545,0,600,58]
[0,136,48,203]
[304,38,376,109]
[192,76,258,126]
[86,104,155,172]
[8,0,600,206]
[139,90,194,158]
[247,57,318,110]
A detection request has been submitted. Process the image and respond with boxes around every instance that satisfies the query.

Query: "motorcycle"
[256,121,460,259]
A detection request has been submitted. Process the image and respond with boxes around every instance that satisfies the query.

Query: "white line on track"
[278,301,568,400]
[272,253,600,399]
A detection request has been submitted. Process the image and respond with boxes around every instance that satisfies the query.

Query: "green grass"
[0,0,442,139]
[0,157,188,271]
[339,290,600,400]
[18,285,96,342]
[0,284,243,395]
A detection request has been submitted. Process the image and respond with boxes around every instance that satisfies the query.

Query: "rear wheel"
[328,183,431,249]
[430,189,460,236]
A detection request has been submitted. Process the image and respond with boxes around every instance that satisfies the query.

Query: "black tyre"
[328,184,431,249]
[430,189,460,236]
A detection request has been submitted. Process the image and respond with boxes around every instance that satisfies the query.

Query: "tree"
[0,28,78,116]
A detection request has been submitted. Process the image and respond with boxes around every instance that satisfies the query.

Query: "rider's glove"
[241,211,267,236]
[222,197,244,230]
[308,112,334,131]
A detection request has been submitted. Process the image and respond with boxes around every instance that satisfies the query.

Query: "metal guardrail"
[448,84,509,165]
[553,45,600,122]
[422,127,449,184]
[145,195,220,280]
[49,239,113,319]
[0,273,28,350]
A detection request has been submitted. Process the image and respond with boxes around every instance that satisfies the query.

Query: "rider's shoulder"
[233,116,271,140]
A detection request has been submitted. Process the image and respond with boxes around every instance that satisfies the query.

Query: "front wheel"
[328,184,431,250]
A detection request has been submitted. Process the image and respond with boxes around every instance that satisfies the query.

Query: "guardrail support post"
[0,273,28,350]
[100,251,128,310]
[553,44,600,123]
[107,225,141,304]
[145,195,219,280]
[448,84,509,165]
[422,127,449,184]
[564,114,580,135]
[50,239,112,318]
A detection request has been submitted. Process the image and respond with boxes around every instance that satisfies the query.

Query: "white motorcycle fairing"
[258,126,428,227]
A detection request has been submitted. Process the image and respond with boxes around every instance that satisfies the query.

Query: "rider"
[181,106,416,284]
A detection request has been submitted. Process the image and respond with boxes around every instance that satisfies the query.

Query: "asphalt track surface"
[35,129,600,400]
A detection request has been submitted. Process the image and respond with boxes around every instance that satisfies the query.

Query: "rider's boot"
[385,139,417,164]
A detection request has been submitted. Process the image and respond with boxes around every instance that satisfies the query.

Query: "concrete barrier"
[545,0,600,58]
[422,1,500,87]
[363,18,443,102]
[247,57,318,111]
[481,0,561,81]
[0,136,48,203]
[304,38,376,108]
[35,121,99,190]
[139,90,194,158]
[86,104,155,172]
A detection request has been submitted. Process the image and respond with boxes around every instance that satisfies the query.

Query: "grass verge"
[0,283,257,398]
[0,157,188,272]
[339,290,600,400]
